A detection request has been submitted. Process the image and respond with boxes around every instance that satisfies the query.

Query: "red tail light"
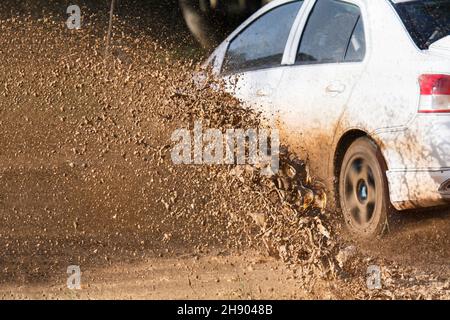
[418,74,450,113]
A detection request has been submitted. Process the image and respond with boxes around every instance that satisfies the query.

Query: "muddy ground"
[0,1,448,299]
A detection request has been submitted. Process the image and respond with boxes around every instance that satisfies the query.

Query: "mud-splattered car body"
[206,0,450,211]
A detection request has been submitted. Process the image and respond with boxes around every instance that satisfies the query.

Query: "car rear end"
[385,0,450,209]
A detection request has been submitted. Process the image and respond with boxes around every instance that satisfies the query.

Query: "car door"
[275,0,368,181]
[220,0,304,123]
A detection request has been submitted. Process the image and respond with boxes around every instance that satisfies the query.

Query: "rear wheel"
[339,137,389,238]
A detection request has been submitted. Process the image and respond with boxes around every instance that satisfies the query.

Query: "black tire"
[339,137,389,239]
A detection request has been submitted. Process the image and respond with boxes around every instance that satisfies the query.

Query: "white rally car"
[206,0,450,238]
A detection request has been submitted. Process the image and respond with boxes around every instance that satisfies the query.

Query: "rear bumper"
[375,114,450,210]
[387,168,450,210]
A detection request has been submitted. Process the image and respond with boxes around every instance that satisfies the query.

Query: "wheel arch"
[333,129,368,186]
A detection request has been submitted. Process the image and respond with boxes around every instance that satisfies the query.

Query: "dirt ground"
[0,252,332,300]
[0,1,448,300]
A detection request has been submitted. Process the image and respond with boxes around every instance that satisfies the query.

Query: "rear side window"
[391,0,450,50]
[222,1,303,74]
[344,17,366,62]
[296,0,364,64]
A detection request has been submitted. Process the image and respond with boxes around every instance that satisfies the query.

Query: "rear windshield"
[391,0,450,49]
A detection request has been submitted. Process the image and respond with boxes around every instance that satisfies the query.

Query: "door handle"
[255,88,271,97]
[325,83,346,94]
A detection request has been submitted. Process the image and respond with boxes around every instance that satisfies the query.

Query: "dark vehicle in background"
[179,0,270,47]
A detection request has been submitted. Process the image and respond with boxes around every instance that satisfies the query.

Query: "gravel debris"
[0,1,448,299]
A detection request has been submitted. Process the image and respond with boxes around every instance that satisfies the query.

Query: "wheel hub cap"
[357,180,368,202]
[344,158,376,227]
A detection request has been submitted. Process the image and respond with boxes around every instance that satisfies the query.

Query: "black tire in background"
[339,137,390,238]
